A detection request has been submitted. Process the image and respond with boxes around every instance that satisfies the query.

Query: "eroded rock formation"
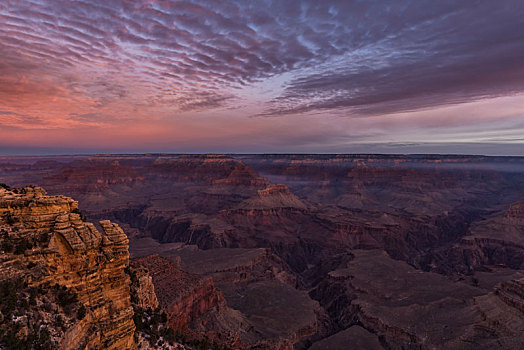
[131,254,225,332]
[0,185,135,349]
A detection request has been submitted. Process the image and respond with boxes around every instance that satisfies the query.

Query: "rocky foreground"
[0,185,136,349]
[0,186,203,349]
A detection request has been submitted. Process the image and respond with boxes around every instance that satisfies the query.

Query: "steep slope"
[424,201,524,274]
[0,185,135,349]
[309,250,524,349]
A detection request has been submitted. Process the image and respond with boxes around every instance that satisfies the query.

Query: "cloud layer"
[0,0,523,154]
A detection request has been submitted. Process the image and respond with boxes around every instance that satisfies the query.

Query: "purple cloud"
[1,0,523,154]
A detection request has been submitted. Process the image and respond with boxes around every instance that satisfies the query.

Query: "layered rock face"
[174,247,296,286]
[424,201,524,274]
[172,246,318,347]
[130,251,318,350]
[495,278,524,313]
[131,254,226,332]
[0,186,135,349]
[129,265,159,310]
[309,250,524,349]
[128,237,314,348]
[130,254,251,349]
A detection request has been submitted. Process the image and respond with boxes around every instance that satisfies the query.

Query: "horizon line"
[1,152,524,158]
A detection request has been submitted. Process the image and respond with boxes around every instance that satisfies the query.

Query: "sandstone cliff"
[130,254,227,332]
[0,185,135,349]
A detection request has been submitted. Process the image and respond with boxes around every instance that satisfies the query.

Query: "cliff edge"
[0,185,135,349]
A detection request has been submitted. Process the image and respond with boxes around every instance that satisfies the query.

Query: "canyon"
[0,154,523,349]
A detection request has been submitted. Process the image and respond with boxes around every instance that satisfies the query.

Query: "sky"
[1,0,524,155]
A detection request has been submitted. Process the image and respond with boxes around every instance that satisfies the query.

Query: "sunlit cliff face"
[1,0,524,155]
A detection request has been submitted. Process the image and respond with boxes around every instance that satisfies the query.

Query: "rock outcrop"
[130,254,250,349]
[494,278,524,313]
[0,185,135,349]
[130,254,226,332]
[129,265,159,310]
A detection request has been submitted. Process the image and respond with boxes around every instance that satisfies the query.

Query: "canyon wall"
[0,185,135,349]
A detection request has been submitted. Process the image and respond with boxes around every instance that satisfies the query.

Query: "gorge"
[0,154,523,349]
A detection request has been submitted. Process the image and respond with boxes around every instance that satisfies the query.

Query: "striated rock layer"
[309,250,524,349]
[130,254,230,332]
[0,186,135,349]
[130,254,250,348]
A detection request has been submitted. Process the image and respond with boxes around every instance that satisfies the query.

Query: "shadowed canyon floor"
[1,154,524,349]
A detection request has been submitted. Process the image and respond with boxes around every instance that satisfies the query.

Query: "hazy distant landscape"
[1,154,523,348]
